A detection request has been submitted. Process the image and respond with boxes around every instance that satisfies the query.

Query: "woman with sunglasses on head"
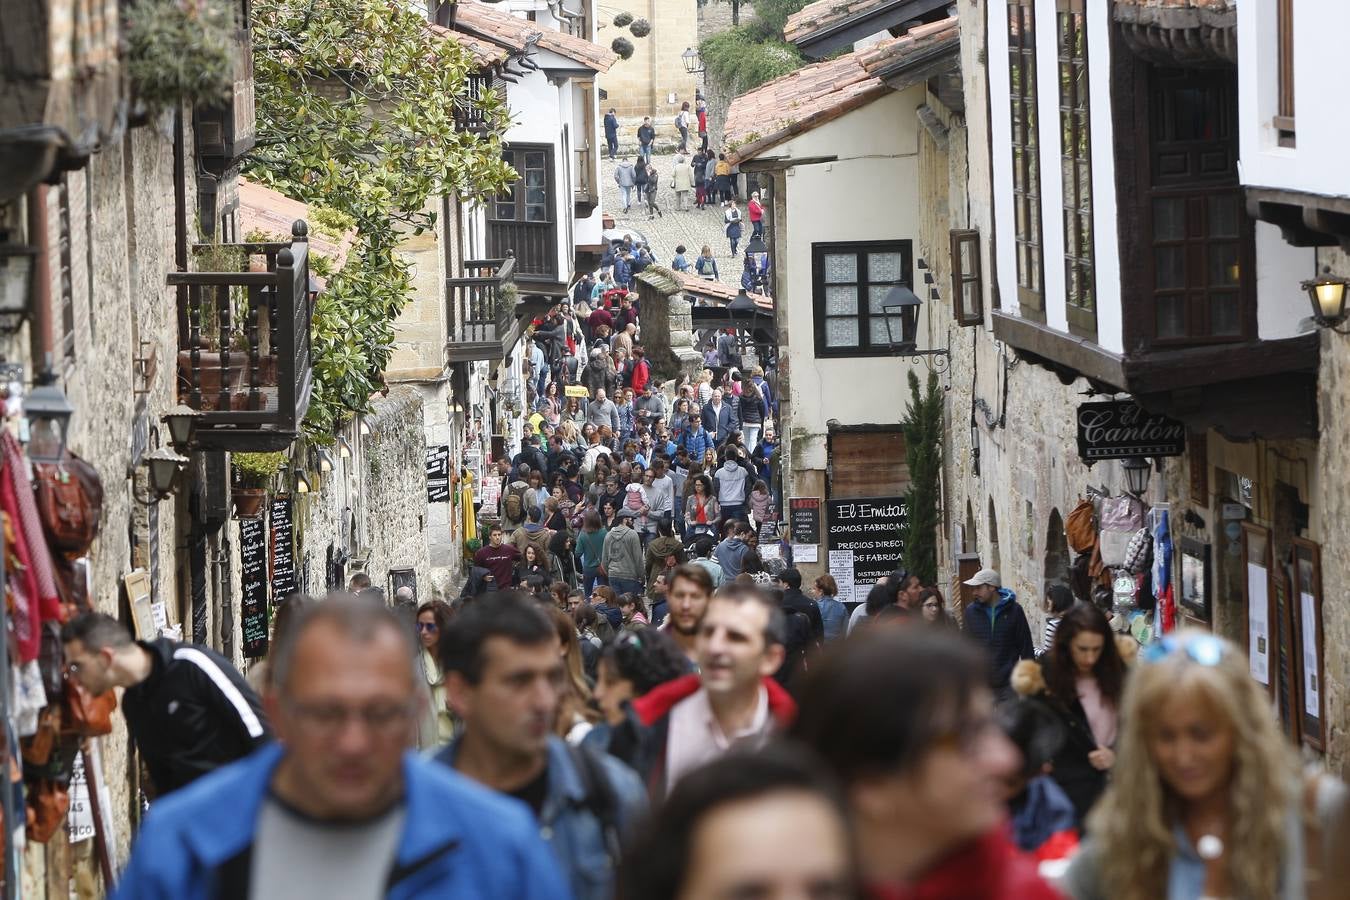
[1064,631,1346,900]
[414,600,456,748]
[1012,602,1126,829]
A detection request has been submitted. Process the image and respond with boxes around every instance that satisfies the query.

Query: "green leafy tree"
[247,0,517,431]
[901,370,943,585]
[699,0,808,96]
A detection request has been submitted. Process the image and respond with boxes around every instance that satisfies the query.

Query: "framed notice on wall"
[1241,523,1273,695]
[1291,538,1325,751]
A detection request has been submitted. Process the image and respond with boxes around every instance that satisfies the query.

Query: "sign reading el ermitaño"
[826,497,906,600]
[1076,399,1185,462]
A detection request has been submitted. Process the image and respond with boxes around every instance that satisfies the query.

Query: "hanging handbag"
[32,453,104,558]
[62,679,116,738]
[1065,498,1097,553]
[26,778,69,843]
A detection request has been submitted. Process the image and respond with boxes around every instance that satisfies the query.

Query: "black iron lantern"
[0,237,36,334]
[881,282,922,352]
[293,465,312,494]
[24,375,73,463]
[1304,277,1349,330]
[145,446,189,500]
[1121,457,1152,496]
[162,404,203,450]
[745,235,769,287]
[681,47,703,74]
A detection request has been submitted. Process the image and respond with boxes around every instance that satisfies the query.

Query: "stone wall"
[596,0,698,125]
[361,387,434,594]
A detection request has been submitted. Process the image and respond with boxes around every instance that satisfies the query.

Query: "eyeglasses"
[1140,633,1226,667]
[417,622,438,633]
[285,701,416,736]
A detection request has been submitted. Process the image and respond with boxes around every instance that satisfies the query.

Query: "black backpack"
[776,608,813,686]
[566,743,623,864]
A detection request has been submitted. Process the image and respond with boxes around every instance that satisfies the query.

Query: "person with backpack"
[693,244,719,281]
[500,466,537,532]
[437,594,647,900]
[601,509,645,597]
[674,101,691,153]
[511,506,556,571]
[680,415,715,461]
[614,158,637,213]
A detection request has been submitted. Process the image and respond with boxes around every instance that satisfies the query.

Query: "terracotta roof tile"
[723,51,887,164]
[450,2,616,73]
[784,0,889,45]
[1114,0,1233,8]
[426,22,511,68]
[857,16,959,76]
[238,180,359,286]
[675,271,774,310]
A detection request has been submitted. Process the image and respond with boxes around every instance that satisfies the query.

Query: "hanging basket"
[612,11,633,26]
[611,37,635,59]
[629,18,651,37]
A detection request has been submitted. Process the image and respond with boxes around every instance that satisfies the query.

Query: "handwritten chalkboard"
[789,497,821,545]
[426,445,450,503]
[270,496,298,599]
[826,497,907,600]
[240,517,269,658]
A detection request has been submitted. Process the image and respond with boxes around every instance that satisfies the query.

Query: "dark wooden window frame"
[1056,0,1096,340]
[810,240,913,359]
[950,229,983,326]
[1007,0,1045,319]
[1275,0,1295,147]
[1138,67,1256,347]
[487,142,558,281]
[1291,538,1325,751]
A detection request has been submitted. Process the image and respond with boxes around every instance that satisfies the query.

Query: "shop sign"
[426,445,451,502]
[1076,399,1185,462]
[789,497,821,545]
[825,497,907,603]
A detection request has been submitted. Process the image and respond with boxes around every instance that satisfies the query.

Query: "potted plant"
[231,451,285,517]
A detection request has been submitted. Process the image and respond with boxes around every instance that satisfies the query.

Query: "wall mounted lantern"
[1304,277,1350,332]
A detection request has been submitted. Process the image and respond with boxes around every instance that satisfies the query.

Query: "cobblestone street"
[600,151,746,289]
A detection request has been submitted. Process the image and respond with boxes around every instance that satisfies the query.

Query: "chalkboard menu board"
[426,445,450,503]
[240,517,269,658]
[789,497,821,545]
[826,497,907,600]
[271,496,298,599]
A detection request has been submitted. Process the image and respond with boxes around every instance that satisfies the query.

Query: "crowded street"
[3,0,1350,897]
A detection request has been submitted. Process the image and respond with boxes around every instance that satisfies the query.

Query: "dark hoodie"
[962,587,1035,690]
[122,639,272,794]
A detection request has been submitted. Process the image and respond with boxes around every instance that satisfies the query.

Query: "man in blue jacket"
[112,596,569,900]
[603,108,619,159]
[437,592,647,900]
[961,568,1035,703]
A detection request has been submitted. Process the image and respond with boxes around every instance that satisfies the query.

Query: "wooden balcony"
[446,254,521,363]
[453,73,493,135]
[168,221,314,451]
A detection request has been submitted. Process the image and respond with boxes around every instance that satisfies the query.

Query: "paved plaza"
[599,151,751,290]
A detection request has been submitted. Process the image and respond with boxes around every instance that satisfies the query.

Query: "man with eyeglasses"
[112,595,569,900]
[62,611,270,797]
[436,592,647,900]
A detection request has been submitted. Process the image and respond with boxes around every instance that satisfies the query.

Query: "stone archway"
[1044,507,1070,596]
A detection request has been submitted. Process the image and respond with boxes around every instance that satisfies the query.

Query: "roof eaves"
[725,77,889,165]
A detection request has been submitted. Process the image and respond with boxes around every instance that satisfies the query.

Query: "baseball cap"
[963,568,1002,588]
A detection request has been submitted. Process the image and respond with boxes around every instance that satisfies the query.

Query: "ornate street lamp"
[145,445,189,501]
[24,374,73,463]
[1121,457,1152,496]
[0,237,36,334]
[881,283,922,352]
[1304,277,1350,331]
[681,47,704,75]
[162,404,203,450]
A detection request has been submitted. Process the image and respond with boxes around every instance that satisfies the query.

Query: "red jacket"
[865,829,1062,900]
[627,674,796,796]
[631,358,650,394]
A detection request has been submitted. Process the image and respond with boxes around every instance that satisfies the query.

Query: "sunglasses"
[1140,633,1225,666]
[417,622,438,633]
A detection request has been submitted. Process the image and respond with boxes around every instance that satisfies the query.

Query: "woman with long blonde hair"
[545,607,600,745]
[1064,630,1343,900]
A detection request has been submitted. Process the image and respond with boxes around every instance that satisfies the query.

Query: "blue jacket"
[1010,775,1077,854]
[112,743,570,900]
[701,401,739,443]
[816,596,849,642]
[436,736,647,900]
[603,112,619,138]
[962,587,1035,689]
[681,425,714,459]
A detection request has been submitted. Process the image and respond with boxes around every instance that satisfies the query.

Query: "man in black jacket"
[63,612,271,795]
[637,116,656,163]
[776,567,824,646]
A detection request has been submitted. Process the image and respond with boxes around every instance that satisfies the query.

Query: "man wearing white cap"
[960,568,1034,703]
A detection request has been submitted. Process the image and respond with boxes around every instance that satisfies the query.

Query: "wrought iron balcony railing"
[168,220,313,451]
[446,253,518,362]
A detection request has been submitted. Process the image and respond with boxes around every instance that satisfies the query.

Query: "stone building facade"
[596,0,698,135]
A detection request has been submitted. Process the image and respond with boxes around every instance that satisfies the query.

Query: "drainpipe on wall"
[26,184,53,369]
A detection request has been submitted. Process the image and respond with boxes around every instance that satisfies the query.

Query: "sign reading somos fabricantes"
[826,497,907,601]
[1076,399,1186,462]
